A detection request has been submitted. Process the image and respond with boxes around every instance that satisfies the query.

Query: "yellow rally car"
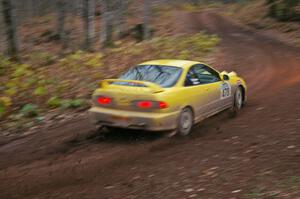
[89,60,247,135]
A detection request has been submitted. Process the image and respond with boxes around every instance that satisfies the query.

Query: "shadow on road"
[64,128,164,149]
[87,128,164,143]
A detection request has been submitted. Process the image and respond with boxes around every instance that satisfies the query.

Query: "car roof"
[139,59,204,68]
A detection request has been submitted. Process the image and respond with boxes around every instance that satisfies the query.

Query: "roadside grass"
[0,32,220,134]
[221,0,300,47]
[181,2,225,12]
[245,187,266,199]
[245,188,279,199]
[280,176,300,190]
[245,176,300,199]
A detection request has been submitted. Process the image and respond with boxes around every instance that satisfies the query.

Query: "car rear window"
[118,65,182,88]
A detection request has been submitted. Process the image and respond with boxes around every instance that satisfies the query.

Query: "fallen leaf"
[184,188,194,193]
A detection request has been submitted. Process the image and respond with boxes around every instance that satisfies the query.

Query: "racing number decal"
[221,82,231,99]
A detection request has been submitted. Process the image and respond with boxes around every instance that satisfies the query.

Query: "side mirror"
[222,74,230,81]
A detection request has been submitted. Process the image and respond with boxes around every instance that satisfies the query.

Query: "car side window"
[193,64,221,84]
[184,64,221,86]
[185,67,201,86]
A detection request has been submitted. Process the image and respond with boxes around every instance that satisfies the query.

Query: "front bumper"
[88,107,179,131]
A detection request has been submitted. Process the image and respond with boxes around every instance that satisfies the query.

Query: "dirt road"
[0,11,299,199]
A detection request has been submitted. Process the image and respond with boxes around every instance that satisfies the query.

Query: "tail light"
[135,101,168,109]
[158,101,168,109]
[97,97,111,105]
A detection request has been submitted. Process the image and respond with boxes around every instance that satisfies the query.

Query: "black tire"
[177,107,194,136]
[228,87,243,118]
[106,126,134,134]
[105,126,119,133]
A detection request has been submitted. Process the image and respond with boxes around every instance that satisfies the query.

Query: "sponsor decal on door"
[221,82,231,99]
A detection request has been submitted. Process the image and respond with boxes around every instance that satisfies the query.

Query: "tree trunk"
[83,0,95,50]
[191,0,200,5]
[143,0,151,40]
[1,0,19,60]
[115,0,126,39]
[100,0,113,47]
[57,0,67,49]
[0,1,4,54]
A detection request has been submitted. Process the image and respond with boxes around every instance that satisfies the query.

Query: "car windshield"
[118,65,182,88]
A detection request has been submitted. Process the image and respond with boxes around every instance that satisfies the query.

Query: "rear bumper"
[88,107,179,131]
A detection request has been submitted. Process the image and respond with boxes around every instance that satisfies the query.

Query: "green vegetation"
[181,1,225,11]
[26,52,56,67]
[245,187,280,199]
[0,55,11,75]
[60,99,85,109]
[33,86,46,96]
[181,3,201,12]
[246,176,300,198]
[245,188,264,199]
[281,176,300,188]
[59,51,104,69]
[0,97,12,118]
[47,96,62,108]
[113,32,220,61]
[266,0,300,21]
[0,32,220,132]
[20,104,39,118]
[47,97,86,109]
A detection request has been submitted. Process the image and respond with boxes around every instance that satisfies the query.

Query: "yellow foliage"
[0,96,12,107]
[59,51,103,69]
[129,32,220,60]
[33,86,46,96]
[27,51,56,66]
[85,54,103,68]
[181,4,200,12]
[0,96,12,117]
[12,64,32,77]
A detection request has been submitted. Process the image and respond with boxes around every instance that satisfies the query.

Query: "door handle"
[205,88,209,91]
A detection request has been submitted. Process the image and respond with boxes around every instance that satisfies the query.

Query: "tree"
[190,0,200,5]
[83,0,95,50]
[57,0,67,49]
[100,0,113,47]
[0,1,4,54]
[143,0,151,40]
[266,0,300,22]
[1,0,19,60]
[115,0,127,39]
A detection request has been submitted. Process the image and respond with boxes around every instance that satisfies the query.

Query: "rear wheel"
[105,126,130,133]
[177,107,194,136]
[105,126,118,132]
[228,87,243,117]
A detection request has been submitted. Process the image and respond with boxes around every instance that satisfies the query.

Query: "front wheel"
[228,87,243,118]
[177,107,194,136]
